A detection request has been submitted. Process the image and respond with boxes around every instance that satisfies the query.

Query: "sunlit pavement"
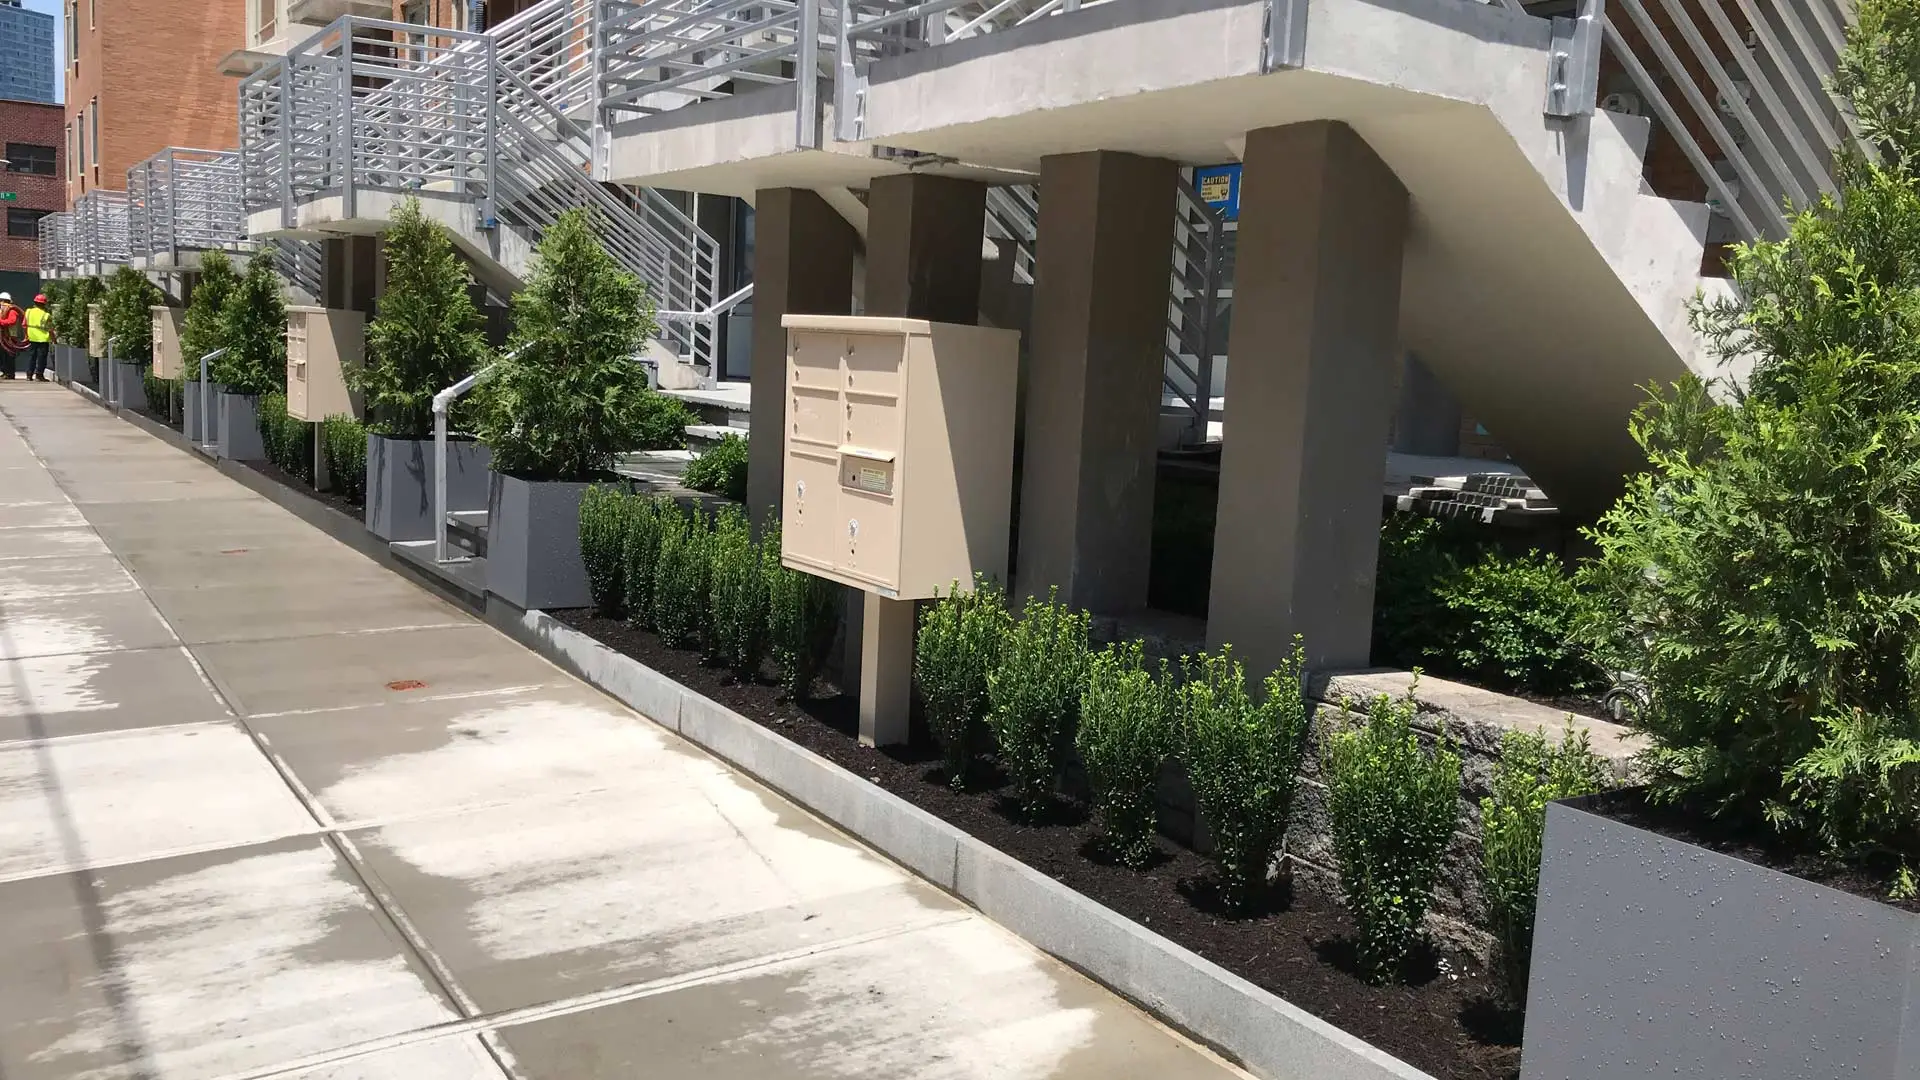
[0,382,1249,1080]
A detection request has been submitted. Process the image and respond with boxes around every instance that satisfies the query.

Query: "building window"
[88,0,94,28]
[88,98,98,176]
[65,2,76,70]
[8,208,51,239]
[75,108,83,174]
[6,144,56,177]
[256,0,275,44]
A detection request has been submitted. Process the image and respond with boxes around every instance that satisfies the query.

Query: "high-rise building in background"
[0,1,57,106]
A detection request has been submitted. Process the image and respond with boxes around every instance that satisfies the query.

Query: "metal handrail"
[129,148,246,262]
[432,359,504,564]
[197,347,228,452]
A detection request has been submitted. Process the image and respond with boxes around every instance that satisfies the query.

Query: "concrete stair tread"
[686,423,748,443]
[390,539,488,609]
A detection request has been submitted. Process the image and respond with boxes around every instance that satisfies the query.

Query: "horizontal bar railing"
[129,148,246,260]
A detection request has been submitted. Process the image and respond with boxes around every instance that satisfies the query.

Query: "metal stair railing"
[128,148,247,264]
[982,177,1226,440]
[241,4,724,370]
[37,212,73,278]
[597,0,831,140]
[1593,0,1856,242]
[274,238,326,302]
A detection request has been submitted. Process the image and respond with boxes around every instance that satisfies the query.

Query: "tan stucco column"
[747,188,857,525]
[1207,121,1409,677]
[864,173,987,322]
[1393,353,1461,457]
[853,173,989,745]
[1014,151,1177,613]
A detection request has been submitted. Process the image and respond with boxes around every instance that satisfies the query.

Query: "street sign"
[1193,164,1240,222]
[0,193,18,202]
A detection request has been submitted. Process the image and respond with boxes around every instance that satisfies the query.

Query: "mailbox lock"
[848,519,859,539]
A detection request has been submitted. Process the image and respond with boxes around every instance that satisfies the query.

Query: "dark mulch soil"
[1588,789,1919,913]
[239,458,366,520]
[551,607,1522,1080]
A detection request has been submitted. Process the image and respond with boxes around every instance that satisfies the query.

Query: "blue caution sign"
[1193,163,1241,222]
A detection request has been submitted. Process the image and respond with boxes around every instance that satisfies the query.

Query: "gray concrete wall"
[1015,151,1177,613]
[864,173,986,323]
[1208,121,1407,677]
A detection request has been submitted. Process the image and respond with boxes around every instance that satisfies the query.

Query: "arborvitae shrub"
[622,495,668,630]
[707,505,770,678]
[214,251,287,395]
[355,197,489,438]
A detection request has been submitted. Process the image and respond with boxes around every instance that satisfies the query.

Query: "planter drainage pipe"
[432,357,506,565]
[197,347,228,453]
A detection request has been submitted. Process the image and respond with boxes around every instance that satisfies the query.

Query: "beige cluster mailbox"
[285,306,365,422]
[87,304,105,358]
[780,315,1020,600]
[150,306,184,379]
[781,314,1020,750]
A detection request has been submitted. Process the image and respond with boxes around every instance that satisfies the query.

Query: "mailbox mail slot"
[780,315,1019,601]
[150,306,184,379]
[284,306,365,422]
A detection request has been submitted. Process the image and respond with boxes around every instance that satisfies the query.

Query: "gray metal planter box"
[365,434,492,542]
[214,391,264,462]
[183,381,219,443]
[1522,797,1920,1080]
[112,362,146,412]
[485,472,592,611]
[54,344,80,383]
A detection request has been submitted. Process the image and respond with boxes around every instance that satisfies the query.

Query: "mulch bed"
[1591,789,1919,914]
[238,458,365,521]
[551,607,1523,1080]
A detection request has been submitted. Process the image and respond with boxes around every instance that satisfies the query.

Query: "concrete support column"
[1014,151,1176,612]
[746,188,856,525]
[863,173,986,322]
[1392,353,1461,457]
[1207,121,1409,676]
[851,173,988,744]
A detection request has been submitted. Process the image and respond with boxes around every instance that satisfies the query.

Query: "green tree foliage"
[1077,642,1178,867]
[1323,690,1462,983]
[214,251,287,395]
[579,485,634,618]
[181,248,238,372]
[1578,0,1920,870]
[986,589,1092,817]
[476,208,688,481]
[1180,643,1312,907]
[917,576,1011,788]
[684,433,748,502]
[99,266,163,364]
[766,536,839,701]
[355,198,489,438]
[53,277,101,347]
[1481,727,1614,1002]
[1374,513,1601,697]
[707,505,770,677]
[321,415,367,503]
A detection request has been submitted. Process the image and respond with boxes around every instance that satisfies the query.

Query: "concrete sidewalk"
[0,383,1248,1080]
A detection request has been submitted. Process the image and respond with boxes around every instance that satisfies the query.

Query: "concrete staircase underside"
[247,190,536,301]
[604,0,1722,514]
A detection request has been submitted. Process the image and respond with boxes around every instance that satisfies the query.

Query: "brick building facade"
[65,0,245,206]
[0,98,63,296]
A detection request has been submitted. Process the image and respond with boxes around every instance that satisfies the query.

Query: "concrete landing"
[0,382,1249,1080]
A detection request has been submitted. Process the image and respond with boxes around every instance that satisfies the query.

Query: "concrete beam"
[746,188,857,525]
[1014,151,1177,613]
[1207,121,1409,676]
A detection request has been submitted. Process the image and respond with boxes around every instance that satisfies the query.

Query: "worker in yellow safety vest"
[22,293,53,382]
